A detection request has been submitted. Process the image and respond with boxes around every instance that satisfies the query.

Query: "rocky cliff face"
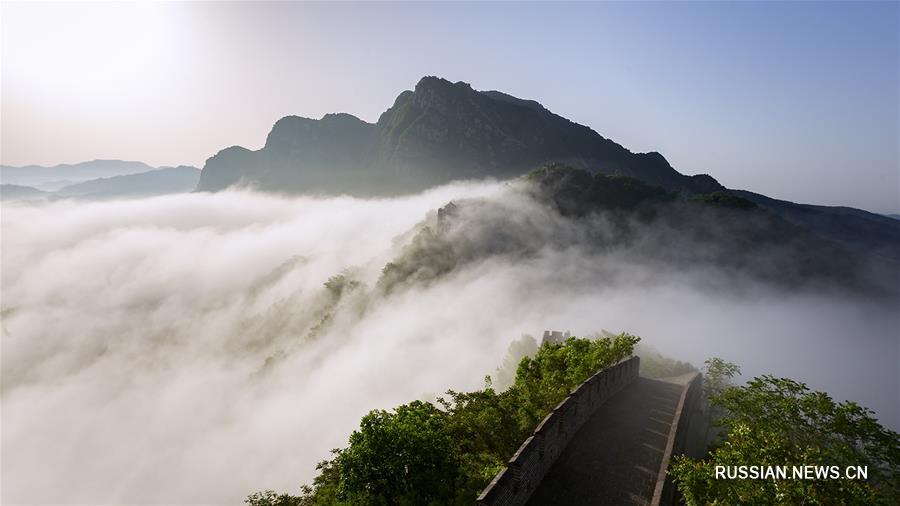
[194,76,900,259]
[196,76,721,195]
[376,77,722,193]
[198,113,379,193]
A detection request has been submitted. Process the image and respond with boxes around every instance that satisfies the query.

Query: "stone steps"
[526,377,687,506]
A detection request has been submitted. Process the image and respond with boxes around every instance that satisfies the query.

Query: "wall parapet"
[651,371,704,506]
[476,356,641,506]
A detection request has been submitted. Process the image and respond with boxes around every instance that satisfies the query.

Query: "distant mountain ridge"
[1,160,156,189]
[0,184,51,201]
[57,166,200,199]
[730,190,900,259]
[1,166,200,201]
[196,76,900,259]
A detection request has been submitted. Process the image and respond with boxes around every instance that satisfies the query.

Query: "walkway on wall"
[526,374,695,506]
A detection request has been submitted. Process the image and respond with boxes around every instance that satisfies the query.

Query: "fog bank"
[2,185,897,505]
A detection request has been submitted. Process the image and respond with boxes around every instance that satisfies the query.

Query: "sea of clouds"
[2,184,897,505]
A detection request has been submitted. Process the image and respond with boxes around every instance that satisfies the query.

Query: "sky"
[2,1,898,213]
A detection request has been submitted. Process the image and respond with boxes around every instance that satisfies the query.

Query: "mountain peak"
[202,76,725,196]
[320,112,370,125]
[414,76,474,93]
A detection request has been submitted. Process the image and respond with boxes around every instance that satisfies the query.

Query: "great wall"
[477,333,707,506]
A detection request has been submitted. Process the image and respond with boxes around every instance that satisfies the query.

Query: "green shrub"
[248,332,640,505]
[635,345,697,378]
[692,191,757,210]
[670,374,900,505]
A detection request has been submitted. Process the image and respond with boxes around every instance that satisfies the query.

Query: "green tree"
[702,357,741,399]
[635,344,696,378]
[245,490,303,506]
[248,332,641,505]
[671,375,900,505]
[335,401,461,505]
[513,333,639,428]
[691,191,757,210]
[437,386,524,496]
[492,334,539,390]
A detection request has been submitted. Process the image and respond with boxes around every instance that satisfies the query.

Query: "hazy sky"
[2,1,898,213]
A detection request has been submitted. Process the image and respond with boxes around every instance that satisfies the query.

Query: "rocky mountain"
[197,77,720,196]
[56,166,200,199]
[1,160,156,190]
[730,190,900,260]
[378,165,898,298]
[196,76,900,260]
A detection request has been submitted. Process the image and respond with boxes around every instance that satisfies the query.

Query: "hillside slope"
[378,165,898,298]
[196,76,900,259]
[0,184,51,201]
[197,77,720,196]
[57,166,200,199]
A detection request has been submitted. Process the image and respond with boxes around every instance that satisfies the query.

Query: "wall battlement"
[476,356,641,506]
[540,330,570,344]
[652,371,704,505]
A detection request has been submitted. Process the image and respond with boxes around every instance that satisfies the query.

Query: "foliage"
[247,332,640,505]
[635,344,697,378]
[491,334,539,390]
[246,490,304,506]
[323,274,360,299]
[299,454,344,505]
[702,357,741,400]
[670,375,900,505]
[376,226,459,293]
[525,163,675,216]
[692,191,757,210]
[336,401,461,505]
[307,274,362,341]
[512,332,640,428]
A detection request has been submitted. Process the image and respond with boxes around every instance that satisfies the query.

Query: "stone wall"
[650,371,704,506]
[476,356,641,506]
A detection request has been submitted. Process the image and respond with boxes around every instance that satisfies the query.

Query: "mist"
[2,183,897,505]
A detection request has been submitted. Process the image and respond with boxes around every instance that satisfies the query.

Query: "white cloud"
[2,185,896,505]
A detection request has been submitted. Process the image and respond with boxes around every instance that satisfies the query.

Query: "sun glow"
[3,2,180,106]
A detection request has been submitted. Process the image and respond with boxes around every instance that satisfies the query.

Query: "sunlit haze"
[3,4,899,503]
[2,1,897,213]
